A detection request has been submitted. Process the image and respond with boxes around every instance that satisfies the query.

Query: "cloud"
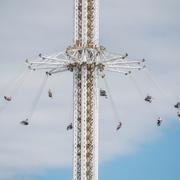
[0,0,179,179]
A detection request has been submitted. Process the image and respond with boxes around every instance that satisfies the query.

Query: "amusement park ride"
[1,0,179,180]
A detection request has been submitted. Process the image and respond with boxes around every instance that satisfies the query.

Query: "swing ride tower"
[27,0,145,180]
[72,1,100,180]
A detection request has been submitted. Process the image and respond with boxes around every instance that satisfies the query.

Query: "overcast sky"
[0,0,180,179]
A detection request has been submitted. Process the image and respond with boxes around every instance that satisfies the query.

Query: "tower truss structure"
[26,0,145,180]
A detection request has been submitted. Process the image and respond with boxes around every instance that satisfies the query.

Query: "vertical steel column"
[73,1,100,180]
[73,63,99,180]
[73,68,82,180]
[74,0,83,46]
[93,67,99,180]
[74,0,99,47]
[82,0,88,46]
[80,64,88,180]
[86,63,97,180]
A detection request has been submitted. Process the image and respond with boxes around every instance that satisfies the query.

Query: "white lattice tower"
[73,1,99,180]
[26,1,146,180]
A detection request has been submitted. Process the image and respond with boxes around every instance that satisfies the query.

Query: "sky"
[0,0,180,179]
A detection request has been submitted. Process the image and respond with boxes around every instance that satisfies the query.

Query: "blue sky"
[15,120,180,180]
[100,121,180,180]
[0,0,180,179]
